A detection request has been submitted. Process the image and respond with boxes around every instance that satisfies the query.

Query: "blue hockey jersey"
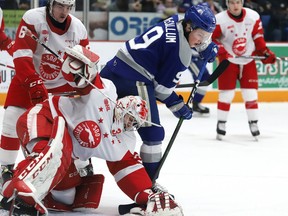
[104,15,193,102]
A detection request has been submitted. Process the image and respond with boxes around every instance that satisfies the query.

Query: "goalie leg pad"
[2,116,73,210]
[73,174,105,210]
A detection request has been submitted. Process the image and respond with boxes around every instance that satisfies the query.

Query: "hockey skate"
[216,121,226,140]
[0,165,13,191]
[193,101,210,115]
[249,120,260,141]
[126,192,184,216]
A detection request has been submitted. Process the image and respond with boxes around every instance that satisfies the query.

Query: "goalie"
[1,45,184,216]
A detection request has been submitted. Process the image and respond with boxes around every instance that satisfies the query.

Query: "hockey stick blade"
[118,203,140,215]
[176,59,230,88]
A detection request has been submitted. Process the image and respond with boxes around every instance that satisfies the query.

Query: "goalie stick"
[0,62,15,70]
[118,59,230,215]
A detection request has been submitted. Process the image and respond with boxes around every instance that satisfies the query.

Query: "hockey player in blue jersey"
[100,4,218,182]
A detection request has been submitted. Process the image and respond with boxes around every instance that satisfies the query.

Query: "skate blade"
[216,134,223,141]
[253,135,259,142]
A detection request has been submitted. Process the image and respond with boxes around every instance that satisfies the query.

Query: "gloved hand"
[199,42,219,63]
[23,74,48,105]
[166,95,192,120]
[260,47,276,64]
[0,36,14,56]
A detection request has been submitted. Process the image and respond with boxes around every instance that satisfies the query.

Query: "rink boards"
[0,42,287,105]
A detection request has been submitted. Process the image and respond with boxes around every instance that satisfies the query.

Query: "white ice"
[0,102,288,216]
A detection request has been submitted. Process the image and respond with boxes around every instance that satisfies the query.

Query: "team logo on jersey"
[73,121,101,148]
[232,37,247,56]
[39,54,62,80]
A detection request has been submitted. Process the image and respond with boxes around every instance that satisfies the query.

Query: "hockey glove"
[166,95,192,120]
[0,36,14,56]
[24,74,48,105]
[259,47,276,64]
[199,42,218,63]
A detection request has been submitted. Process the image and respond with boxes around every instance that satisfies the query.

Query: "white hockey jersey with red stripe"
[213,7,265,65]
[48,79,136,161]
[13,7,89,89]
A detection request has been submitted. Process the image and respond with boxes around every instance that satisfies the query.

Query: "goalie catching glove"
[61,45,102,90]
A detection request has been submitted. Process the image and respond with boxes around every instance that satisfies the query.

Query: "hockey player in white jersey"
[212,0,276,140]
[1,45,184,216]
[0,0,91,188]
[101,4,219,182]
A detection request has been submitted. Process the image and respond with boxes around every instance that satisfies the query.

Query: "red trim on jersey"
[227,9,246,22]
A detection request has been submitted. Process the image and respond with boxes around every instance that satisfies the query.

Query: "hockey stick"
[25,29,64,62]
[233,55,286,61]
[176,60,229,89]
[118,59,230,215]
[0,62,15,70]
[152,59,230,183]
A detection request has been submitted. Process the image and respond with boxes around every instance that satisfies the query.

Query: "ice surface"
[0,102,288,216]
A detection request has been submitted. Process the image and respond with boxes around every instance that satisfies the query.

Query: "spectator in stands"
[268,1,287,41]
[39,0,48,7]
[0,0,18,9]
[177,0,193,13]
[244,0,261,13]
[203,0,223,14]
[107,0,142,11]
[90,0,108,11]
[141,0,157,12]
[18,0,30,10]
[157,0,178,19]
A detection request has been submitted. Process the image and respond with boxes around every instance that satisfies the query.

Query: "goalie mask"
[112,96,148,133]
[61,45,99,89]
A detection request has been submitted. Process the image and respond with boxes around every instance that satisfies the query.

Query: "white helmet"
[61,45,99,89]
[112,96,148,133]
[50,0,75,6]
[48,0,75,18]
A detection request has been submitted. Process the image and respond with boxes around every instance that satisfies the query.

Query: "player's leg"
[217,62,238,140]
[189,59,210,114]
[0,106,26,187]
[0,78,32,189]
[43,162,104,212]
[2,112,73,215]
[240,61,260,138]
